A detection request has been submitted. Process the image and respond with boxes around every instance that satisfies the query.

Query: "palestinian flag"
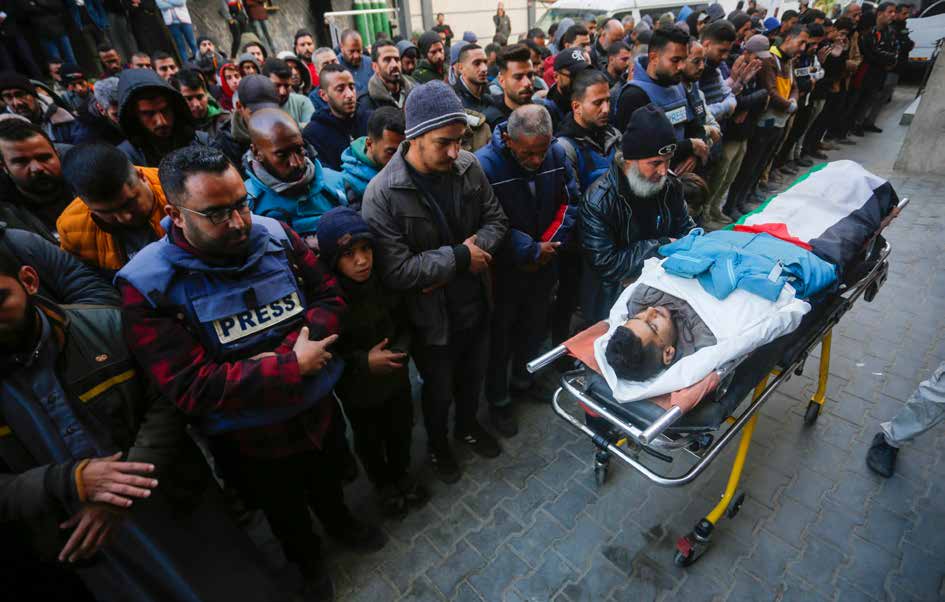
[730,160,899,269]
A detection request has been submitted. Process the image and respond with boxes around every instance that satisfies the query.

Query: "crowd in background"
[0,1,918,601]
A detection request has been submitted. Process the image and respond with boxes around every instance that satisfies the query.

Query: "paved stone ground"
[255,86,945,601]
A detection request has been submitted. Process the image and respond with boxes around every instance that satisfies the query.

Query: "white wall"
[405,0,537,44]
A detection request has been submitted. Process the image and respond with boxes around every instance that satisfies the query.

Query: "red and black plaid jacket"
[118,221,346,458]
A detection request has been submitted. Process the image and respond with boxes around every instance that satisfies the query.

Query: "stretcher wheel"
[864,282,879,302]
[673,520,713,567]
[593,451,610,488]
[804,401,821,425]
[727,492,746,519]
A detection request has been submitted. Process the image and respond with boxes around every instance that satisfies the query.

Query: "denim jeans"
[881,361,945,447]
[168,22,197,61]
[39,35,78,65]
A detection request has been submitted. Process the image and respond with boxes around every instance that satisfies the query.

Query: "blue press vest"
[558,136,616,193]
[700,65,726,107]
[618,58,693,140]
[117,214,342,434]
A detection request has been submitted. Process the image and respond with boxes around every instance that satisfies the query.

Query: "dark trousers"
[0,33,42,79]
[551,246,582,346]
[725,124,782,210]
[218,422,351,580]
[775,100,814,167]
[227,13,248,58]
[486,263,556,407]
[412,323,489,449]
[804,91,844,154]
[344,385,414,487]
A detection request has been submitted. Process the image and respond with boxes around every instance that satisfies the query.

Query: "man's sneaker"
[866,433,898,478]
[795,157,814,167]
[456,423,502,458]
[327,518,387,554]
[864,123,883,133]
[396,476,431,510]
[809,150,829,160]
[490,404,519,438]
[429,445,461,484]
[818,141,837,151]
[779,163,799,175]
[709,206,733,224]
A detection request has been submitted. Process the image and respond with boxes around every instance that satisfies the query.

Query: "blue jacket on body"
[475,124,579,267]
[339,136,379,207]
[659,229,838,301]
[244,158,347,237]
[339,54,374,94]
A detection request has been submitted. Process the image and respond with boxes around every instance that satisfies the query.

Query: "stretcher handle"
[639,405,685,445]
[527,345,567,374]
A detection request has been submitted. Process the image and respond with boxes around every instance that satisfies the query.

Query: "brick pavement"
[258,86,945,601]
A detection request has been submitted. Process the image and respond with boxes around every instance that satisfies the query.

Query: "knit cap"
[317,206,374,266]
[404,80,467,139]
[462,31,478,43]
[621,103,677,160]
[0,71,35,95]
[418,31,442,57]
[396,40,418,56]
[450,40,469,65]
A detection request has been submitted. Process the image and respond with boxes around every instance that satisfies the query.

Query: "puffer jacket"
[2,225,120,305]
[116,68,210,167]
[556,113,622,194]
[474,123,578,267]
[361,147,509,346]
[340,136,380,207]
[57,167,168,273]
[580,161,695,321]
[244,153,347,236]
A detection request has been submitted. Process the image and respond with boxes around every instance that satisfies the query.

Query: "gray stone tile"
[500,476,557,526]
[464,506,526,559]
[543,479,599,529]
[426,540,486,599]
[508,509,568,568]
[467,544,530,602]
[380,535,445,594]
[836,535,897,596]
[511,550,577,601]
[786,537,846,596]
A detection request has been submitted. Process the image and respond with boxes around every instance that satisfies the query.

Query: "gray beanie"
[93,76,119,107]
[396,40,417,56]
[450,40,469,65]
[404,80,467,139]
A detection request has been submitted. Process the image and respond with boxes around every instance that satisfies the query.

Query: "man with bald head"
[590,18,627,70]
[243,108,346,247]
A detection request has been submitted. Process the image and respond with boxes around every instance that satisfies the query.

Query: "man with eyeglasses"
[116,145,385,601]
[581,104,695,323]
[58,143,169,277]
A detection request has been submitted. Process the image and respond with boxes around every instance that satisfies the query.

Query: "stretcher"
[527,217,899,568]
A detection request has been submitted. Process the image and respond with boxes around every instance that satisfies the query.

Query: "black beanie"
[621,104,678,160]
[418,31,442,58]
[0,71,35,96]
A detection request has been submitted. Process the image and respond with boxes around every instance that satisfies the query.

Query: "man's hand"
[536,241,560,265]
[367,338,408,375]
[706,127,722,144]
[293,327,338,375]
[730,53,749,82]
[80,453,158,509]
[463,236,492,273]
[58,504,121,563]
[675,156,698,175]
[878,205,902,231]
[742,58,763,84]
[690,139,709,162]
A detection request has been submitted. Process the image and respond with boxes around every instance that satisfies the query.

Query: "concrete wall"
[894,55,945,176]
[187,0,536,58]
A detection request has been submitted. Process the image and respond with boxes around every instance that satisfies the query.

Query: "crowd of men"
[0,3,919,601]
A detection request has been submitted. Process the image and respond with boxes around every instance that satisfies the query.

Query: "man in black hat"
[538,48,591,129]
[0,71,79,144]
[412,31,447,84]
[61,64,92,113]
[580,104,695,322]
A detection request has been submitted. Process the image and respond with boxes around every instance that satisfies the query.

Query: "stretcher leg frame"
[805,329,833,424]
[674,377,768,566]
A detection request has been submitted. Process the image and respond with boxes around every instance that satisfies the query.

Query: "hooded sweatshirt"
[116,69,210,167]
[301,107,369,171]
[340,136,380,206]
[218,62,239,110]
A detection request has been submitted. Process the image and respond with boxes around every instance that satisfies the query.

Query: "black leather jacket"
[579,162,695,322]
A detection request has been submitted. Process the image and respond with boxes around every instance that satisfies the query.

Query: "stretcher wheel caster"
[727,492,746,519]
[864,282,879,302]
[673,520,713,567]
[593,451,610,488]
[804,401,821,425]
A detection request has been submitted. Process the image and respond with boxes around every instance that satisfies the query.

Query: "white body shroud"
[593,257,811,403]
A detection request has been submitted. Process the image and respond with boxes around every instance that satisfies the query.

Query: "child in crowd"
[317,207,430,518]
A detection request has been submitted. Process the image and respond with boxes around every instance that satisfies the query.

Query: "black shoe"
[378,484,408,520]
[456,423,502,458]
[396,476,431,510]
[836,137,857,146]
[327,518,387,553]
[866,433,898,478]
[864,123,883,133]
[490,404,519,438]
[851,127,865,137]
[429,445,461,484]
[300,556,335,602]
[779,163,799,175]
[795,157,814,167]
[722,206,742,221]
[809,150,829,160]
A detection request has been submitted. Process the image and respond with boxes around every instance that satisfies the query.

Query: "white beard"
[624,162,667,198]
